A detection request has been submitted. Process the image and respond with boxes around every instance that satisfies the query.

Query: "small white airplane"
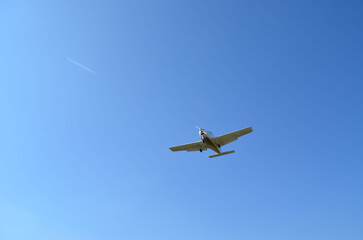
[169,126,253,158]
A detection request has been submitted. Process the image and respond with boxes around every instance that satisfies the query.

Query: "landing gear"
[200,149,203,152]
[218,144,221,148]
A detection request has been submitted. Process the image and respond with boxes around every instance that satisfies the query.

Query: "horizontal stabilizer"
[208,150,235,158]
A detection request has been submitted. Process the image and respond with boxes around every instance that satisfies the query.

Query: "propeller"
[196,125,206,142]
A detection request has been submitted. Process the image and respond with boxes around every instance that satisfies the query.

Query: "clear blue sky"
[1,1,363,239]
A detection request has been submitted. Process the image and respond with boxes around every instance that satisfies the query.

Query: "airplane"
[169,126,253,158]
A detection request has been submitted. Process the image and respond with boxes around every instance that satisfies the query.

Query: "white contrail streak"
[67,57,95,74]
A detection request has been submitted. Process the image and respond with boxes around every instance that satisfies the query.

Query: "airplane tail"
[208,150,235,158]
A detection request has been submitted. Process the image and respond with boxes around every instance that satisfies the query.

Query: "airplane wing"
[169,141,206,152]
[213,127,253,147]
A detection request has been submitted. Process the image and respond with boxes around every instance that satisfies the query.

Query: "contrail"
[67,57,95,74]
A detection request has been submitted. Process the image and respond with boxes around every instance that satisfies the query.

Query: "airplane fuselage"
[199,129,221,155]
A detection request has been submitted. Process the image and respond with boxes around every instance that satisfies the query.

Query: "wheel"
[218,144,221,148]
[200,149,202,152]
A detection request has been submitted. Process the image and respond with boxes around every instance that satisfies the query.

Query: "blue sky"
[1,1,363,239]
